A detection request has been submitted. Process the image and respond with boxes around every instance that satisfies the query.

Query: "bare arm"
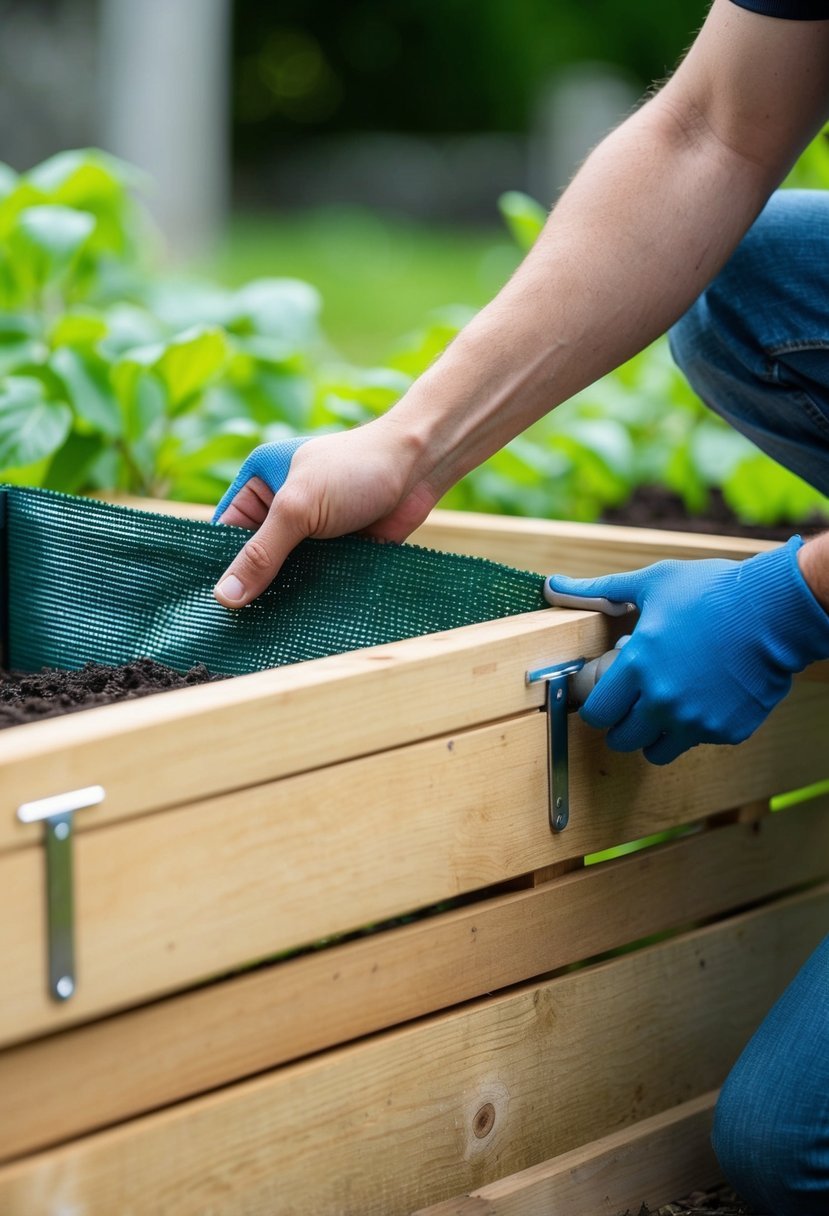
[393,0,829,495]
[215,0,829,607]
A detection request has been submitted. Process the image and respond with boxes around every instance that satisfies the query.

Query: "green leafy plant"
[0,149,411,502]
[2,149,828,529]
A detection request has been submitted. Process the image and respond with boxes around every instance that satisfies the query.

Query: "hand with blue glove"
[548,536,829,765]
[211,423,439,608]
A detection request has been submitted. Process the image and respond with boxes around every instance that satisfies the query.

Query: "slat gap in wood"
[1,807,826,1163]
[707,799,770,829]
[2,892,825,1216]
[4,687,828,1049]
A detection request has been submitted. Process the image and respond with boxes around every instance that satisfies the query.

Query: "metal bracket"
[17,785,105,1001]
[526,659,585,833]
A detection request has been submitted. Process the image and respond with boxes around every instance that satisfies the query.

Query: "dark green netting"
[0,486,547,676]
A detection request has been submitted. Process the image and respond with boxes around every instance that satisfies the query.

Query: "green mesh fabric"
[0,486,546,676]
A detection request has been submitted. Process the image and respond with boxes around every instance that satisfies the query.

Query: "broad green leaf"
[44,431,106,493]
[221,370,313,428]
[155,326,228,412]
[389,309,472,377]
[228,279,321,351]
[664,442,708,515]
[16,204,96,261]
[0,376,72,470]
[0,314,47,376]
[0,181,47,240]
[111,341,163,420]
[51,347,121,436]
[26,150,143,257]
[689,421,753,485]
[163,431,259,476]
[498,191,547,252]
[145,279,232,331]
[114,329,227,418]
[26,149,141,199]
[11,205,96,288]
[0,336,48,377]
[553,418,635,481]
[317,365,411,421]
[50,310,108,349]
[723,454,829,525]
[99,304,162,359]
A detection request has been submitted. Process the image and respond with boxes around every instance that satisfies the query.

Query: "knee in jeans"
[713,1069,823,1215]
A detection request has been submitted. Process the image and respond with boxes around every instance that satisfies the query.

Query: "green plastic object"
[0,486,547,676]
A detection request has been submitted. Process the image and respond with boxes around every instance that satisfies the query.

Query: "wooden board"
[4,683,828,1046]
[1,888,825,1215]
[411,509,774,573]
[2,802,827,1162]
[413,1091,721,1215]
[0,608,613,851]
[110,496,773,569]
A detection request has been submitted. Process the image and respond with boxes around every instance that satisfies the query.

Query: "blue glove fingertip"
[212,435,311,525]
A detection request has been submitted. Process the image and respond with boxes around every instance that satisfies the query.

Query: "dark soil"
[623,1183,764,1215]
[0,658,225,730]
[602,486,827,542]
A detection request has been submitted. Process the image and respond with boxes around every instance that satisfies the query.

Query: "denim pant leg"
[669,189,829,495]
[711,933,829,1215]
[670,189,829,1213]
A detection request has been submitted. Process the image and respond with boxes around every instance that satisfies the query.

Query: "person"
[212,1,829,1210]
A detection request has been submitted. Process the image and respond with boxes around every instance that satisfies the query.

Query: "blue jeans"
[670,190,829,1214]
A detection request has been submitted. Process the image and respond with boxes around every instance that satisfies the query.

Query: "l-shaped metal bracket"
[526,659,585,833]
[17,785,105,1001]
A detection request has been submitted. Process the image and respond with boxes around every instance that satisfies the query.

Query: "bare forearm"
[390,98,779,497]
[382,1,829,503]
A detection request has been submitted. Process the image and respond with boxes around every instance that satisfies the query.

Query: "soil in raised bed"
[601,485,827,543]
[0,658,225,730]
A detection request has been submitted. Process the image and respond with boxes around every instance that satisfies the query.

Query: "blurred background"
[1,0,827,530]
[0,0,708,359]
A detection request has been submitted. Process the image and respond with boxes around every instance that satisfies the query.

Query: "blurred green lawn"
[206,207,521,364]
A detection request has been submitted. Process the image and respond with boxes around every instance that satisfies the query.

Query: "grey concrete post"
[98,0,231,258]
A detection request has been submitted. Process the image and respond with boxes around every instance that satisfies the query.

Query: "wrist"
[387,303,560,499]
[796,532,829,613]
[738,537,829,672]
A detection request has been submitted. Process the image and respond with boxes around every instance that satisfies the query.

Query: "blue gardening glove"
[212,436,310,524]
[548,536,829,766]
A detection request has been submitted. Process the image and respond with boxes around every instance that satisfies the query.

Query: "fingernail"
[217,574,245,602]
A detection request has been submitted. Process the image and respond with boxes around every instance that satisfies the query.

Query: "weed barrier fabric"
[0,487,547,676]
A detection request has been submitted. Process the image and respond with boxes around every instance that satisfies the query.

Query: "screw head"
[55,975,74,1000]
[53,821,70,841]
[555,687,564,701]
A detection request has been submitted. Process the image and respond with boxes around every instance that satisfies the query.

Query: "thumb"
[213,490,306,608]
[547,569,647,610]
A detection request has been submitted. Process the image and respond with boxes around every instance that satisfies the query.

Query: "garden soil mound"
[0,659,224,730]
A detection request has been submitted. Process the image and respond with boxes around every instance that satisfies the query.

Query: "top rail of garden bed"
[2,503,818,858]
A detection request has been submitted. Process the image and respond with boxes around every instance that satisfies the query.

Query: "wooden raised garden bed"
[0,506,827,1214]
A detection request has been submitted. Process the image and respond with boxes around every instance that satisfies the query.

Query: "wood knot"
[472,1102,496,1139]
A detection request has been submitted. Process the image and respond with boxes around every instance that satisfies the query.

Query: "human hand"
[547,537,829,765]
[211,424,438,607]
